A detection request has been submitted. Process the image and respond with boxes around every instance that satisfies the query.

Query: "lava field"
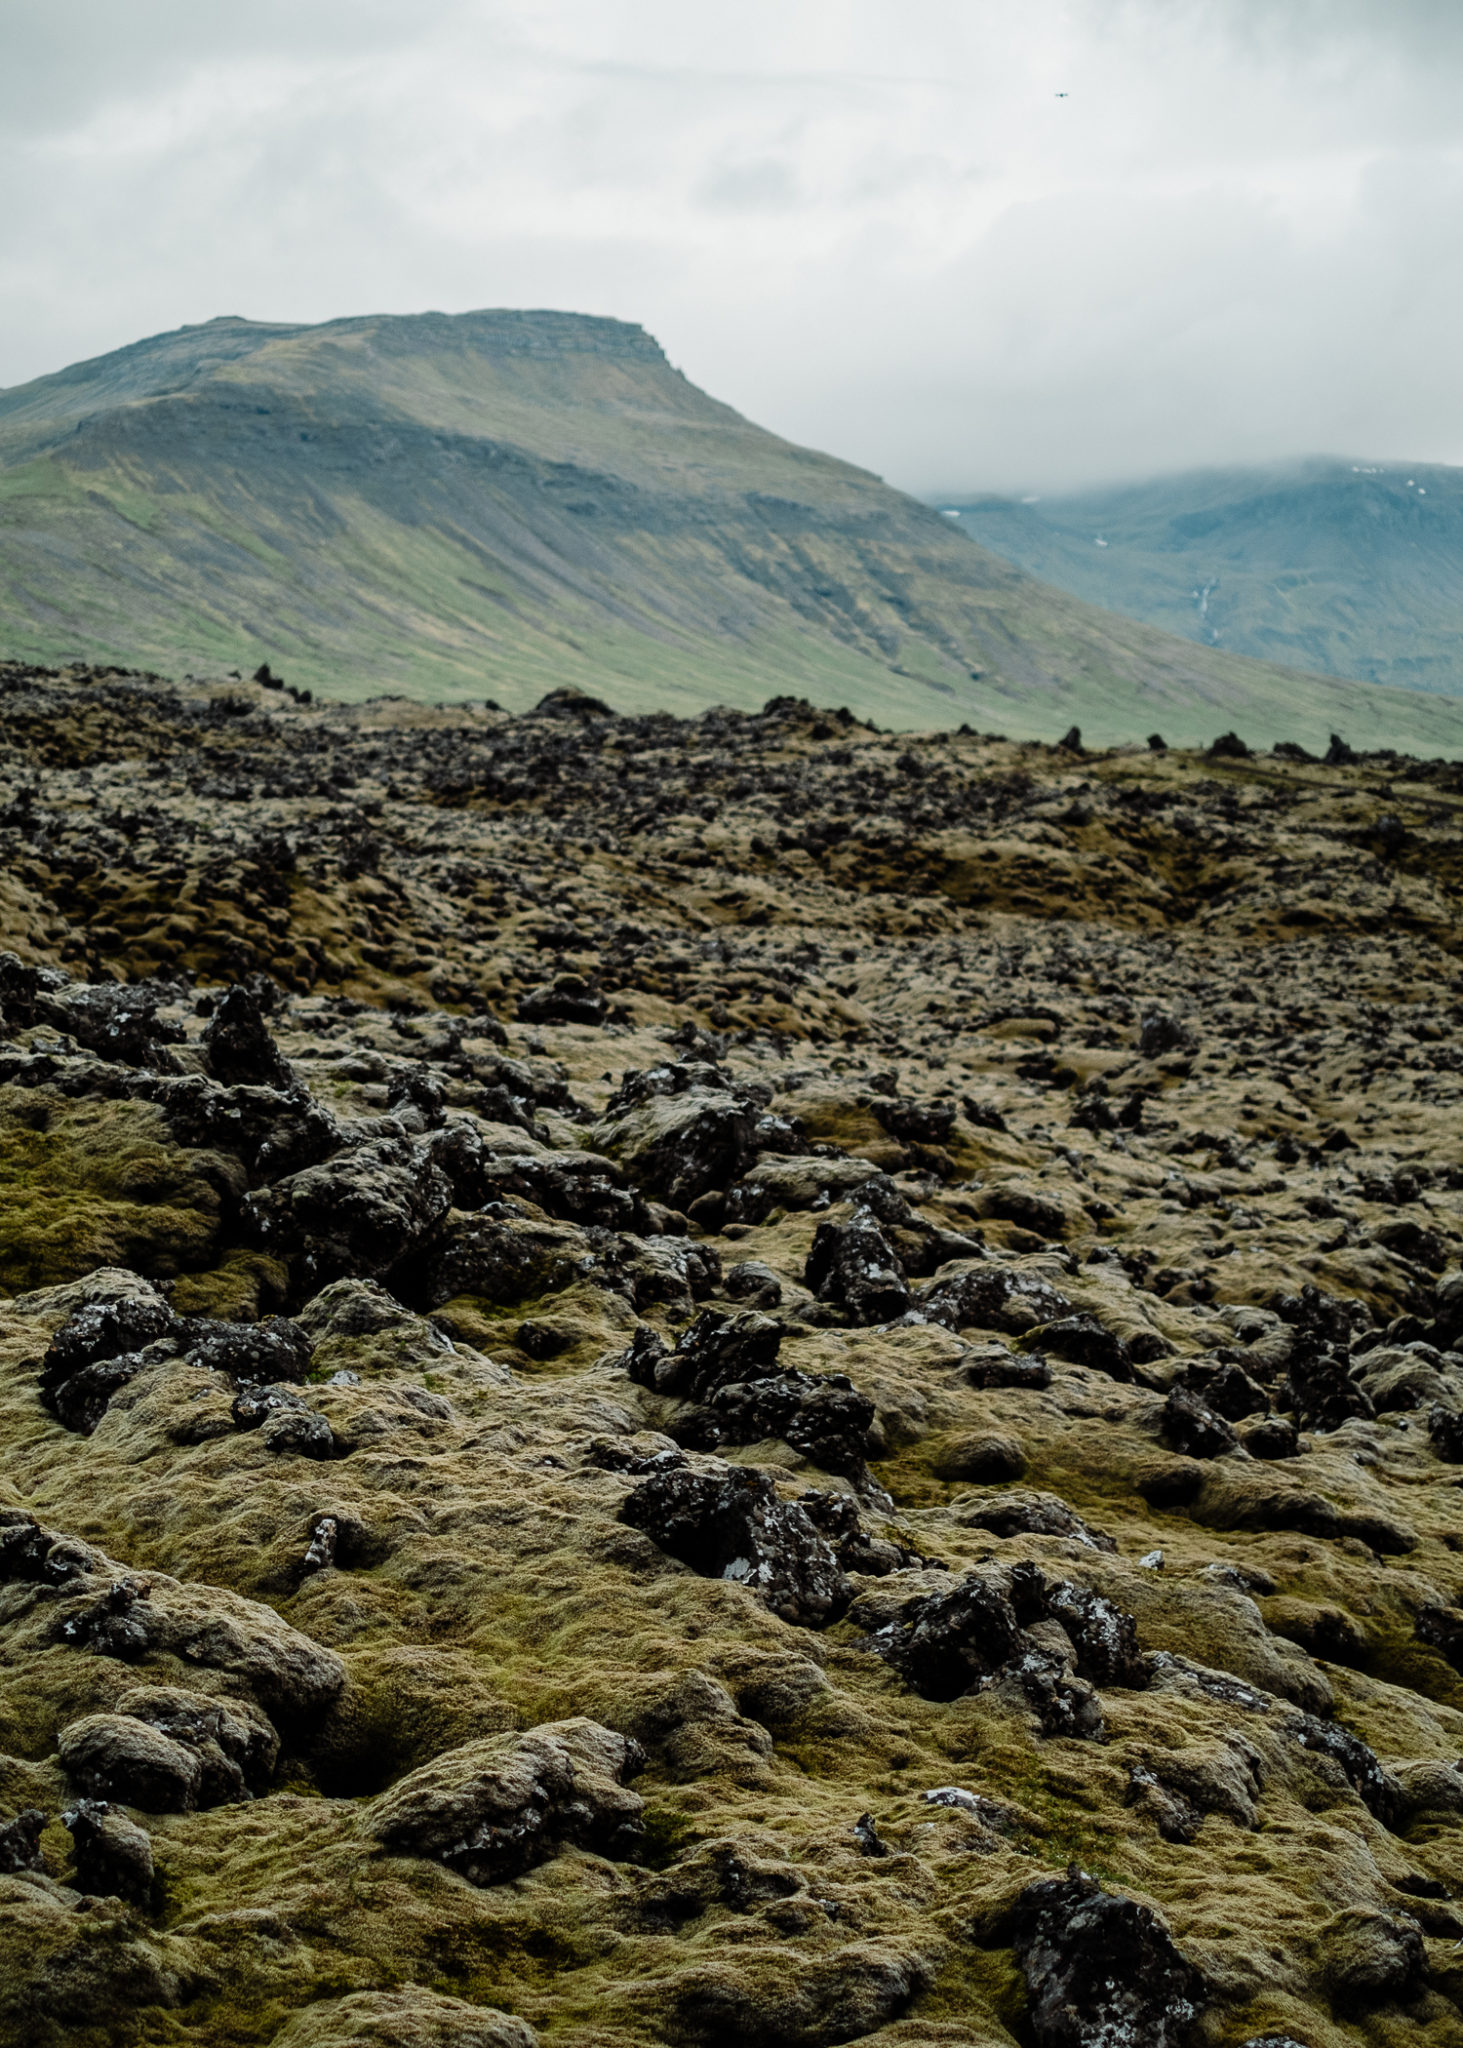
[3,661,1463,2048]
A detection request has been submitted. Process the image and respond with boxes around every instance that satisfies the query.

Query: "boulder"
[516,975,607,1027]
[59,1713,205,1812]
[920,1265,1074,1336]
[244,1136,453,1283]
[366,1719,643,1886]
[414,1212,595,1311]
[620,1466,851,1626]
[40,1288,181,1412]
[0,1808,46,1874]
[1163,1385,1239,1459]
[477,1148,647,1231]
[202,983,295,1090]
[624,1309,784,1400]
[679,1370,876,1481]
[1011,1871,1206,2048]
[950,1491,1116,1551]
[804,1211,910,1323]
[139,1073,342,1182]
[64,1800,155,1905]
[594,1067,758,1209]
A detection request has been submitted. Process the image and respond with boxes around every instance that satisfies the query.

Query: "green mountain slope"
[4,310,1463,751]
[938,458,1463,702]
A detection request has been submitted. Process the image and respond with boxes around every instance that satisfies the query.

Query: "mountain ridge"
[938,456,1463,703]
[4,311,1463,752]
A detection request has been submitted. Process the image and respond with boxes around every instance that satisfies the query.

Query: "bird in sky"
[1055,91,1069,97]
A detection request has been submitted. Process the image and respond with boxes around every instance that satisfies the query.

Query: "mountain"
[938,458,1463,702]
[4,311,1463,750]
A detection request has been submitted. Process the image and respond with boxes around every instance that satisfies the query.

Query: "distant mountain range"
[936,458,1463,702]
[3,312,1463,750]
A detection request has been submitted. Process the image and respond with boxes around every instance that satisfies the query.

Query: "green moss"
[169,1250,291,1321]
[0,1089,234,1291]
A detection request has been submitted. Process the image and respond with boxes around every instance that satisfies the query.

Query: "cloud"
[1,0,1460,490]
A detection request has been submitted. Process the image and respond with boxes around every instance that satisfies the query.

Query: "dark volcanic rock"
[414,1211,595,1311]
[64,1799,155,1905]
[871,1575,1026,1700]
[805,1210,911,1322]
[51,981,186,1069]
[919,1265,1074,1336]
[624,1309,784,1399]
[185,1316,313,1382]
[0,1808,46,1874]
[679,1370,876,1480]
[595,1065,759,1209]
[869,1563,1143,1730]
[243,1136,453,1283]
[620,1466,852,1626]
[202,983,295,1089]
[1010,1870,1206,2048]
[1029,1313,1133,1380]
[40,1290,181,1407]
[139,1073,342,1182]
[1162,1385,1240,1458]
[516,975,608,1026]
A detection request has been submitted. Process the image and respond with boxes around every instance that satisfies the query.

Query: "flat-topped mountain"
[3,312,1463,751]
[941,458,1463,703]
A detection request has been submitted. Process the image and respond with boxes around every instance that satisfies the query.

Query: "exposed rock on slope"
[4,662,1463,2044]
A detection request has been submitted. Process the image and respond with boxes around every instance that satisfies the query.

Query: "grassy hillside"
[5,311,1463,751]
[939,458,1463,703]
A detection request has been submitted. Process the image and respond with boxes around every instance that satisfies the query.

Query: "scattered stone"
[244,1136,453,1285]
[594,1066,759,1209]
[959,1346,1053,1391]
[302,1517,339,1574]
[1030,1313,1133,1380]
[852,1811,889,1856]
[624,1309,783,1400]
[950,1491,1117,1551]
[516,975,608,1027]
[920,1266,1074,1336]
[677,1370,876,1480]
[1427,1404,1463,1461]
[723,1260,783,1308]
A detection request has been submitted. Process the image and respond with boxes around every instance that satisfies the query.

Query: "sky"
[3,0,1462,494]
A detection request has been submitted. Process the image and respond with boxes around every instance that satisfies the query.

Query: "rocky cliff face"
[3,662,1463,2047]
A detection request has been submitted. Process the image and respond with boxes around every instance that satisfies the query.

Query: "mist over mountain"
[4,310,1463,753]
[939,459,1463,703]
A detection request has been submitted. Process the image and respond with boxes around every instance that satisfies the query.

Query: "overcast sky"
[4,0,1461,492]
